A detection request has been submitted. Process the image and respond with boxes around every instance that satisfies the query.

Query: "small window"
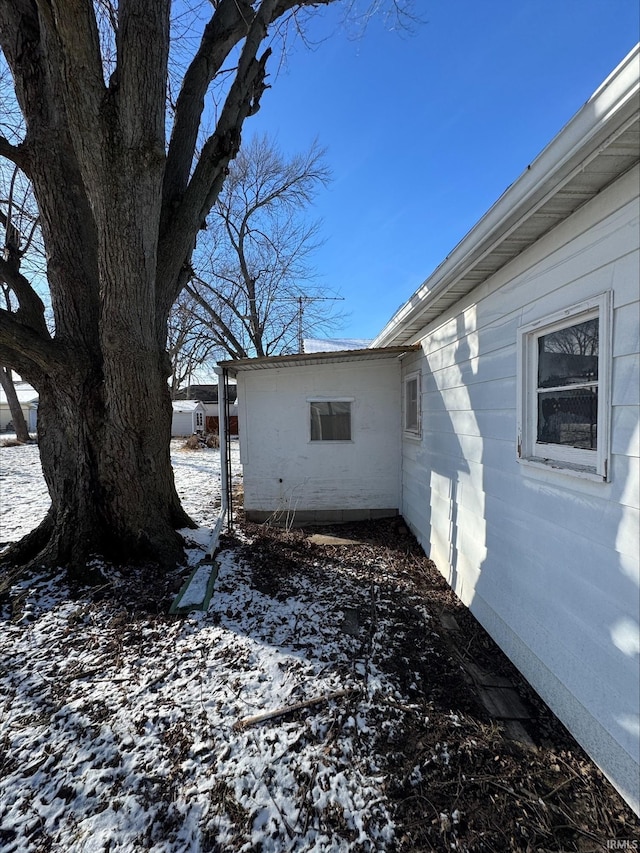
[309,400,352,441]
[195,411,204,430]
[517,293,611,480]
[404,373,421,435]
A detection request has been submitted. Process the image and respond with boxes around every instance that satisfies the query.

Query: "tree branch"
[0,307,60,377]
[117,0,170,152]
[41,0,107,170]
[0,257,49,338]
[184,281,248,359]
[162,0,254,212]
[0,137,30,175]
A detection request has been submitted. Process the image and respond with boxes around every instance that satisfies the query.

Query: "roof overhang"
[373,44,640,347]
[220,345,419,376]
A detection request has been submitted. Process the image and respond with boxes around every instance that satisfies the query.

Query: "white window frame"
[403,372,421,437]
[517,292,612,481]
[307,397,354,443]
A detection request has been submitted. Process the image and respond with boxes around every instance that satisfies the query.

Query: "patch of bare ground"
[236,517,639,851]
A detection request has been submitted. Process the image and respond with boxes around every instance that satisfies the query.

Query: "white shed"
[224,347,414,523]
[171,399,206,437]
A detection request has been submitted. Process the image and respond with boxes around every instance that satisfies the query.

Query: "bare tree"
[0,1,409,578]
[167,291,218,397]
[187,134,343,358]
[0,163,42,443]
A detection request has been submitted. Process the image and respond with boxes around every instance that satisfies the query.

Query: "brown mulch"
[232,516,639,851]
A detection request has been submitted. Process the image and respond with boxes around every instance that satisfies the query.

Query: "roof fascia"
[220,345,419,376]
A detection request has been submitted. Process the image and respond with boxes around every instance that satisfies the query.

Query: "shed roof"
[373,44,640,347]
[220,346,418,376]
[0,381,39,405]
[172,400,205,413]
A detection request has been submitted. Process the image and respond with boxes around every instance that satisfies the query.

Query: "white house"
[220,46,640,813]
[171,399,206,437]
[0,380,39,432]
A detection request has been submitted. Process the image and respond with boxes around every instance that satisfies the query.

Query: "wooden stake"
[233,687,356,731]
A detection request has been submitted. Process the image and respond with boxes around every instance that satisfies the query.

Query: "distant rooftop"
[0,381,38,405]
[174,384,237,403]
[303,338,372,353]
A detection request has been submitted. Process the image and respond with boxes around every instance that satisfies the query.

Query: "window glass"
[404,376,420,433]
[537,318,598,387]
[310,401,351,441]
[536,318,599,451]
[537,389,598,449]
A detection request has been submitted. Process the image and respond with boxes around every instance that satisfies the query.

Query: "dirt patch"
[236,517,639,851]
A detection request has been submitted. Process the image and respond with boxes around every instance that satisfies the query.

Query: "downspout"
[209,365,230,556]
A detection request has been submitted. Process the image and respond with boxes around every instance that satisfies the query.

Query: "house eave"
[373,44,640,347]
[220,345,419,376]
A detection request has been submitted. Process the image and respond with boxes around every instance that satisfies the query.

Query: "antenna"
[286,294,345,353]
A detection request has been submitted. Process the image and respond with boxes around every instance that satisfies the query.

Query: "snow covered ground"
[2,439,636,850]
[0,440,406,851]
[0,437,236,545]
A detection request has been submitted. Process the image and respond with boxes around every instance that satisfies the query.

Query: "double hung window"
[517,293,611,480]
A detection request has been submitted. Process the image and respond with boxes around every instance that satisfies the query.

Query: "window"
[309,400,352,441]
[404,372,421,435]
[195,411,204,430]
[517,293,611,480]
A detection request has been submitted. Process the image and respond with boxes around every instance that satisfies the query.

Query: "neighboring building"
[0,381,39,432]
[221,46,640,814]
[173,384,239,435]
[303,338,372,353]
[171,400,206,436]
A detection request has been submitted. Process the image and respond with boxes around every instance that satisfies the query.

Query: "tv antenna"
[285,294,344,353]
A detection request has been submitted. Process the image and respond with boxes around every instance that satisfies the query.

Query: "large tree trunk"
[6,354,192,578]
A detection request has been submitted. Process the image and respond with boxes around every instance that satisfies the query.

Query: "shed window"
[195,411,204,430]
[404,373,421,435]
[310,401,352,441]
[517,293,611,480]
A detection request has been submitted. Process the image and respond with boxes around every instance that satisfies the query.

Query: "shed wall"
[237,358,402,521]
[402,166,640,811]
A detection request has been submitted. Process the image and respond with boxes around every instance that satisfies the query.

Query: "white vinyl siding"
[400,169,639,812]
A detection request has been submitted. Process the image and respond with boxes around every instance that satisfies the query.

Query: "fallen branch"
[233,687,357,731]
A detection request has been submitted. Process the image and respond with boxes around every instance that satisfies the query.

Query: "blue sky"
[247,0,639,341]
